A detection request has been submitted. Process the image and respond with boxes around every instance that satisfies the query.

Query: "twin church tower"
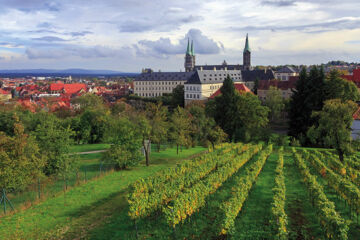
[184,34,251,72]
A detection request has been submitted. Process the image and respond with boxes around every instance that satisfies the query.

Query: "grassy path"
[0,146,206,240]
[229,151,277,239]
[283,152,323,240]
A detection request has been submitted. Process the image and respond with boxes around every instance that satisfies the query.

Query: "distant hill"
[0,69,139,77]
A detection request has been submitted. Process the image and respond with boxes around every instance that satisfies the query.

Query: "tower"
[243,34,251,70]
[184,38,195,72]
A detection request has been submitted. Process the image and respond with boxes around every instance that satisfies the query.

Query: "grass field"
[69,143,111,153]
[0,145,206,240]
[2,144,360,239]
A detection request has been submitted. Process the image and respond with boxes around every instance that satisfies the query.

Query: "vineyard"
[123,144,360,240]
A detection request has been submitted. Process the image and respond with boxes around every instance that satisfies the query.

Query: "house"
[274,66,299,81]
[257,77,298,102]
[209,83,252,99]
[0,89,12,101]
[352,106,360,139]
[342,68,360,88]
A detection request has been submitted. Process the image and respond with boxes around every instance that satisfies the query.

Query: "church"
[133,34,274,104]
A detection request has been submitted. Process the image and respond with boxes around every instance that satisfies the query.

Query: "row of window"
[135,86,174,91]
[135,81,181,86]
[185,86,200,91]
[210,85,221,90]
[203,73,240,77]
[136,92,163,97]
[186,94,200,99]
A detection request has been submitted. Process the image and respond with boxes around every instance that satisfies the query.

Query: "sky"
[0,0,359,72]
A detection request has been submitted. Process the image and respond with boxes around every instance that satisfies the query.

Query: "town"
[1,1,360,240]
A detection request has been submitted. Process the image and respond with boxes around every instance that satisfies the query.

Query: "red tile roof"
[209,83,252,99]
[49,83,87,94]
[258,79,297,90]
[0,89,11,95]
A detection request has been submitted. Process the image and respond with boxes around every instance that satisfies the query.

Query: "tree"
[103,117,142,169]
[325,70,360,102]
[0,116,45,192]
[253,77,260,95]
[171,85,184,108]
[207,125,227,150]
[77,109,111,144]
[145,102,168,152]
[211,75,239,140]
[71,93,106,112]
[264,86,285,122]
[234,92,270,142]
[33,114,75,176]
[288,66,326,144]
[169,106,192,154]
[186,102,209,146]
[307,99,357,162]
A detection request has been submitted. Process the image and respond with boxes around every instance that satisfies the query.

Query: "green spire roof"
[191,40,195,56]
[186,38,191,55]
[243,33,251,53]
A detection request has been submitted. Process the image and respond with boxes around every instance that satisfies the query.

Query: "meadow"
[1,143,360,240]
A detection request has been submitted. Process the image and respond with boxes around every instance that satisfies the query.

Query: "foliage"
[325,70,360,102]
[288,66,326,144]
[128,143,247,220]
[169,106,193,153]
[218,145,272,235]
[270,148,288,239]
[171,85,184,108]
[209,75,269,142]
[33,113,76,175]
[264,86,285,122]
[71,93,106,112]
[0,117,45,191]
[292,149,349,239]
[102,117,142,169]
[307,99,357,162]
[163,144,262,227]
[145,102,168,152]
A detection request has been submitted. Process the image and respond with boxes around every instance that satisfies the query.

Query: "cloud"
[136,29,222,58]
[32,36,68,42]
[232,17,360,33]
[0,42,23,48]
[345,40,360,44]
[261,0,296,7]
[25,45,132,59]
[118,14,203,33]
[69,31,93,37]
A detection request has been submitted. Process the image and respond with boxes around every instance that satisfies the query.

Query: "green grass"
[0,146,206,240]
[230,151,277,239]
[283,152,324,239]
[69,144,111,153]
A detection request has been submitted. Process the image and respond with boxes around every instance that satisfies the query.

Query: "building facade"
[274,66,299,81]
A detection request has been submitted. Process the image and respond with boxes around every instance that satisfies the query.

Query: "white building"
[274,66,299,81]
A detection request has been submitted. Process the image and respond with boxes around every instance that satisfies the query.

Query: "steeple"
[191,40,194,56]
[243,33,251,53]
[186,38,191,55]
[243,33,251,70]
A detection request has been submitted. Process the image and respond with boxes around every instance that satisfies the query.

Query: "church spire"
[191,40,195,56]
[186,38,191,55]
[243,33,251,53]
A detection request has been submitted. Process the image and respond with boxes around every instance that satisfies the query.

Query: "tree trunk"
[338,150,344,163]
[211,142,215,151]
[177,144,179,155]
[144,140,150,166]
[157,143,161,152]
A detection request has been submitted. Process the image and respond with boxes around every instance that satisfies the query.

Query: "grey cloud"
[32,36,68,42]
[261,0,296,7]
[0,42,23,48]
[25,45,132,59]
[233,17,360,33]
[136,28,221,58]
[118,14,203,33]
[69,31,93,37]
[37,22,55,29]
